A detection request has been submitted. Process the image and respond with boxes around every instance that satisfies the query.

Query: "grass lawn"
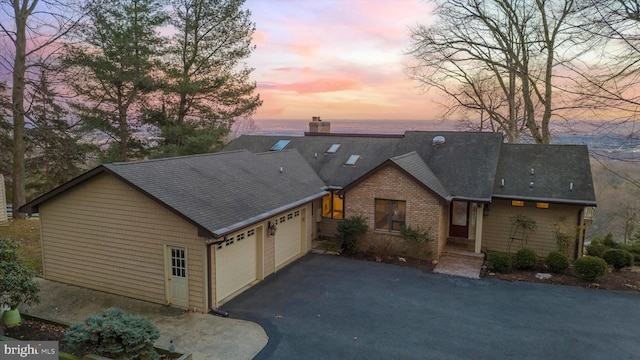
[0,219,42,275]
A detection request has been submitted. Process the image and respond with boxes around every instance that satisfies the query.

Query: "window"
[375,199,406,232]
[536,202,550,209]
[270,139,291,151]
[326,144,341,153]
[247,229,255,237]
[511,200,524,207]
[345,155,360,166]
[237,233,245,241]
[171,248,186,277]
[225,237,234,246]
[322,191,343,219]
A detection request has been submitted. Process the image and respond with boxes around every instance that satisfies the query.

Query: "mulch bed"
[347,250,640,293]
[3,319,181,359]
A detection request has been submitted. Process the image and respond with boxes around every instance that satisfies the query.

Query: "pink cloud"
[253,29,268,46]
[273,67,314,74]
[259,78,361,94]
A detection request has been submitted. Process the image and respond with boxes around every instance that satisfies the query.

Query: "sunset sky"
[244,0,440,121]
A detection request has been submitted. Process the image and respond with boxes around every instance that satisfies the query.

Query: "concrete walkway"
[433,250,485,278]
[22,278,268,360]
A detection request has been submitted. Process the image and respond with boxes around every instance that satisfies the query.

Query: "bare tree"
[573,1,640,110]
[0,0,81,218]
[407,0,587,144]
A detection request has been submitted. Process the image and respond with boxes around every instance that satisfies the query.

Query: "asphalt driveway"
[221,254,640,360]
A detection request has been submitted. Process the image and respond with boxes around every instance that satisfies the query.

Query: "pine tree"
[26,70,95,195]
[63,0,167,162]
[149,0,261,157]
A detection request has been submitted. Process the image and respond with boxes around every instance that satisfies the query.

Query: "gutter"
[491,194,597,206]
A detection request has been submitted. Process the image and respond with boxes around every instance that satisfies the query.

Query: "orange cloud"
[260,78,361,94]
[253,29,268,46]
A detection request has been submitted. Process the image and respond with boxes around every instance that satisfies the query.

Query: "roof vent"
[432,136,446,146]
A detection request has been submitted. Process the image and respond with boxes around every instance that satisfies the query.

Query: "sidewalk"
[22,278,268,360]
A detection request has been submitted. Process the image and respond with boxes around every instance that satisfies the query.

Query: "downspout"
[207,240,229,317]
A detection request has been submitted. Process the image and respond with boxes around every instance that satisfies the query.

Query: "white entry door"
[166,246,189,308]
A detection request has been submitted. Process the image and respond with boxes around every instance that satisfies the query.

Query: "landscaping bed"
[2,314,189,360]
[483,265,640,292]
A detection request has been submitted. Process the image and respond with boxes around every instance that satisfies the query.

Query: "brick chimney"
[308,116,330,133]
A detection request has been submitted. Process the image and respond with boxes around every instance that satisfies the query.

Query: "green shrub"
[545,251,569,273]
[0,238,40,310]
[585,242,606,258]
[488,252,512,273]
[336,215,368,255]
[618,244,640,265]
[602,249,634,270]
[401,225,432,263]
[515,248,538,270]
[574,256,607,281]
[601,233,618,248]
[65,308,160,359]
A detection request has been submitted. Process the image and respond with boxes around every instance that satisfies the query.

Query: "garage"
[215,228,258,302]
[275,208,304,268]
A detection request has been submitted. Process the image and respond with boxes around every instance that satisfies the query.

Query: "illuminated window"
[345,155,360,166]
[375,199,406,232]
[322,192,344,219]
[326,144,341,153]
[511,200,524,207]
[536,202,550,209]
[270,139,291,151]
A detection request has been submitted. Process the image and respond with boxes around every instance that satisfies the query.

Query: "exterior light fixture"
[268,221,277,236]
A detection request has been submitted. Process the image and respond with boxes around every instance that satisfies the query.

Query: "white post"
[474,204,484,254]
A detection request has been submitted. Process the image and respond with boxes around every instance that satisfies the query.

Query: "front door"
[449,200,469,238]
[166,245,189,308]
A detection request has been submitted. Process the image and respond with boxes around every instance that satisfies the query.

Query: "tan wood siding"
[482,199,583,259]
[39,173,207,311]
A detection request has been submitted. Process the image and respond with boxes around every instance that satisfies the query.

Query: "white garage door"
[275,209,304,267]
[215,229,257,302]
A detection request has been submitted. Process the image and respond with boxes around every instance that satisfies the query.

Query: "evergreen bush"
[336,215,368,255]
[574,256,607,281]
[601,233,618,248]
[65,308,160,360]
[618,243,640,266]
[515,248,538,270]
[585,242,606,258]
[602,249,634,270]
[0,238,40,310]
[488,252,512,273]
[401,225,432,263]
[545,251,569,273]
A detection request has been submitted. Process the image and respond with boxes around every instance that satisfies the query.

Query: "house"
[225,118,596,260]
[19,118,596,312]
[19,150,327,312]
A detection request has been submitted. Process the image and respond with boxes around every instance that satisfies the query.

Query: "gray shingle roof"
[492,144,596,205]
[21,150,327,238]
[390,152,450,200]
[225,131,504,201]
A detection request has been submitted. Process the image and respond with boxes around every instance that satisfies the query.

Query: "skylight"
[345,155,360,166]
[326,143,341,153]
[270,139,291,151]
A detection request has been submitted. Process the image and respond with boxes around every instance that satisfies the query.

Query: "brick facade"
[343,165,446,259]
